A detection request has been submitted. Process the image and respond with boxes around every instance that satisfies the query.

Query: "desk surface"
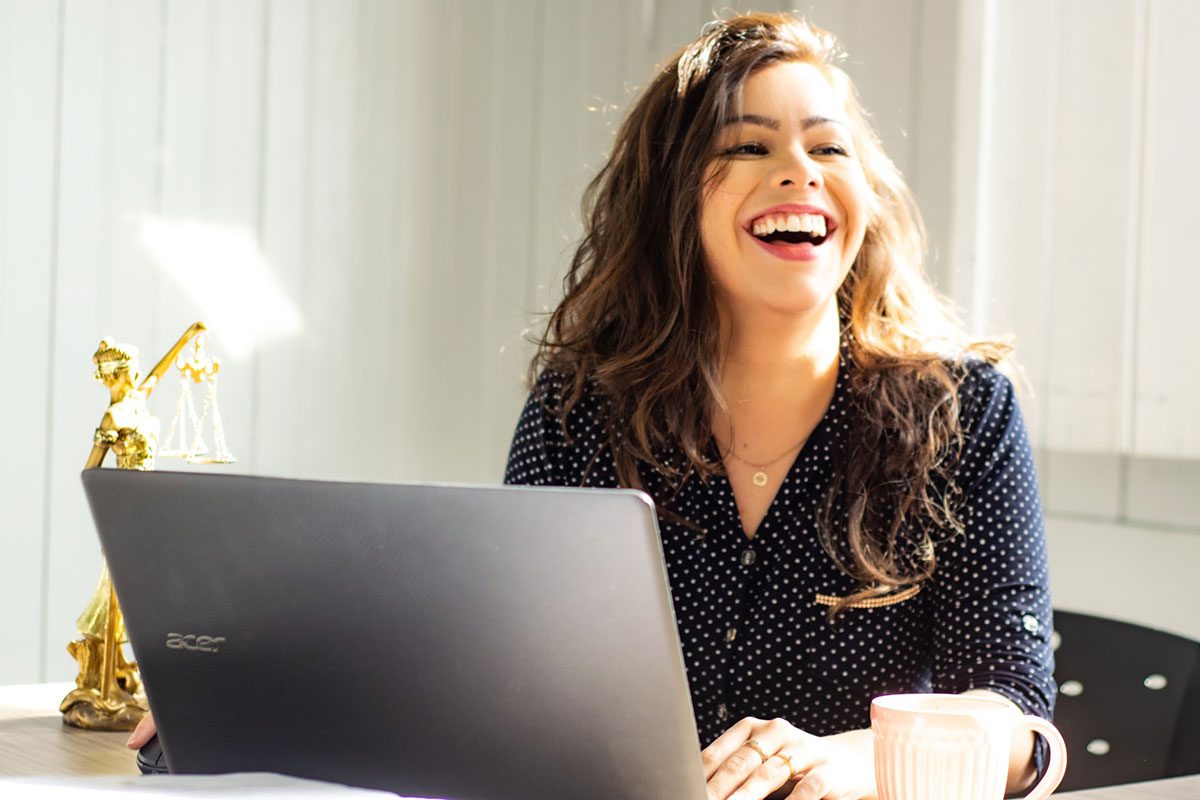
[1058,775,1200,799]
[0,682,137,777]
[1,683,1197,797]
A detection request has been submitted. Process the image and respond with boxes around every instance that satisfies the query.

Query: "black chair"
[1051,609,1200,791]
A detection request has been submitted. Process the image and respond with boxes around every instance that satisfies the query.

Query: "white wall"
[952,0,1200,641]
[956,0,1200,461]
[0,0,1194,686]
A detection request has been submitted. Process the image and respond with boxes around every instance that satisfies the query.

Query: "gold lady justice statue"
[60,321,234,730]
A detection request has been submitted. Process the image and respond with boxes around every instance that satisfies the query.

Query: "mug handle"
[1018,715,1068,800]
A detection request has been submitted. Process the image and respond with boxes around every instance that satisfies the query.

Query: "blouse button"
[740,549,756,566]
[725,627,737,643]
[717,703,730,722]
[1022,614,1040,633]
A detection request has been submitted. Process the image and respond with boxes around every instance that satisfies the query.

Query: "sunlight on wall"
[138,217,303,358]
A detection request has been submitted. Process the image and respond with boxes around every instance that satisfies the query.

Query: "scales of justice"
[60,321,236,730]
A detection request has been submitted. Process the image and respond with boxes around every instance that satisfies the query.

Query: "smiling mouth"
[748,211,833,248]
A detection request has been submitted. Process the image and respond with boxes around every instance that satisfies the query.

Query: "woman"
[504,12,1054,800]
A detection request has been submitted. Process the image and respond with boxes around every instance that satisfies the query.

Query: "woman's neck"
[718,300,841,400]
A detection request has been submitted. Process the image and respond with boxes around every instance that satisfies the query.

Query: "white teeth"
[751,212,828,238]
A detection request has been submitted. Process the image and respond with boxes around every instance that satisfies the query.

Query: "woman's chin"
[738,290,840,322]
[761,275,843,312]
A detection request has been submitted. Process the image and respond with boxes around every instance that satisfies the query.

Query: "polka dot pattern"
[504,356,1056,750]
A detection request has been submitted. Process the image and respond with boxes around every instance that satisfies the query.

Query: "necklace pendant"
[752,471,768,487]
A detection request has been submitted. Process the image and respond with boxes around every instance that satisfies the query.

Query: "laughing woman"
[504,13,1055,800]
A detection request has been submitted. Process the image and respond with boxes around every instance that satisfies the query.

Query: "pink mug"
[871,693,1067,800]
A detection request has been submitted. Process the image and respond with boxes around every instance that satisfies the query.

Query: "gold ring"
[743,738,769,763]
[772,752,802,781]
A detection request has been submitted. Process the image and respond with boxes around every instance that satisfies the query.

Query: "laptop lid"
[81,470,707,800]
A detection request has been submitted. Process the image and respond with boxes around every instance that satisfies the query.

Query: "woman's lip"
[748,233,823,262]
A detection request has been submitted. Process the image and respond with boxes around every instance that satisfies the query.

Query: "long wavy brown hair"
[529,13,1012,616]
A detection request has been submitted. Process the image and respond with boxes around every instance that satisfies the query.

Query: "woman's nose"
[776,150,821,189]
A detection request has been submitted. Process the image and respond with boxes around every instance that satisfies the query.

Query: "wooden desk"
[0,682,136,777]
[1056,775,1200,798]
[2,683,1197,797]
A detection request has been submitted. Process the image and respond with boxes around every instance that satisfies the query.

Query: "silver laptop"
[81,469,708,799]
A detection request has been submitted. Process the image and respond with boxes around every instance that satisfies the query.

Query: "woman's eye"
[811,144,849,157]
[722,142,768,157]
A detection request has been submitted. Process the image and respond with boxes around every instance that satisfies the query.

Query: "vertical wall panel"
[1042,0,1141,454]
[479,0,545,479]
[155,0,265,471]
[0,0,60,684]
[389,0,468,482]
[1134,0,1200,457]
[946,0,988,322]
[975,0,1059,448]
[526,0,643,362]
[425,0,491,481]
[909,0,962,288]
[576,1,635,175]
[528,1,593,321]
[843,0,917,176]
[44,0,166,680]
[464,0,543,480]
[299,0,359,478]
[346,0,415,482]
[255,0,314,479]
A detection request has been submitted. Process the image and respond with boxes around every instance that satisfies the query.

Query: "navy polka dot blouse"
[503,352,1056,749]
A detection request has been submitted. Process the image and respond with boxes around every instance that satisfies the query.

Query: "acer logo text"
[166,633,226,653]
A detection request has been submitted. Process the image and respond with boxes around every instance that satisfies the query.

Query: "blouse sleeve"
[503,376,558,487]
[928,362,1057,724]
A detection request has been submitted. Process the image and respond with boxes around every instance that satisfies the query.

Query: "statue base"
[59,686,148,731]
[60,635,148,731]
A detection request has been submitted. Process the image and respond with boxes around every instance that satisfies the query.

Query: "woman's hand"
[126,712,156,749]
[701,717,877,800]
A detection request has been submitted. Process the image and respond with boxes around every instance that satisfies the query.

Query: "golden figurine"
[61,322,211,731]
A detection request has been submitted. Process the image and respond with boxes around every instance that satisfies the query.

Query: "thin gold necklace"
[725,435,809,487]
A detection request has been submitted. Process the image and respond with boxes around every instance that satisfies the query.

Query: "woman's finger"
[701,717,763,779]
[704,719,809,799]
[126,712,156,749]
[705,743,769,800]
[725,752,797,800]
[786,764,834,800]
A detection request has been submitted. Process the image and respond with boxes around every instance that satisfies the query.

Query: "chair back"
[1052,610,1200,791]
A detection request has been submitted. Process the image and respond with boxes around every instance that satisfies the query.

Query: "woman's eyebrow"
[725,114,848,131]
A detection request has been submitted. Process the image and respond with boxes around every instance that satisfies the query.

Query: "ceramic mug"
[871,693,1067,800]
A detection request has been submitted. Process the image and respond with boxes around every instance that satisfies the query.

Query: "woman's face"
[699,60,871,322]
